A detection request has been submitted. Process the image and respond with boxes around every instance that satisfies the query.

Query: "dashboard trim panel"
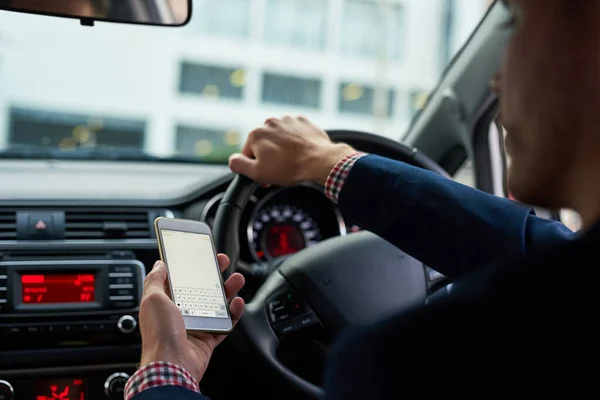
[0,239,159,251]
[0,362,137,377]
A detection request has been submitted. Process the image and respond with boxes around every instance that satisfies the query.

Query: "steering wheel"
[213,130,450,399]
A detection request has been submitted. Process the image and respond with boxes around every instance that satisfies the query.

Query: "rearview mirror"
[0,0,191,27]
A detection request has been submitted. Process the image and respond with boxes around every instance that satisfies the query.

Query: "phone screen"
[160,229,228,318]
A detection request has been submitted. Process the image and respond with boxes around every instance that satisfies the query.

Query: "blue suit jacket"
[132,155,577,400]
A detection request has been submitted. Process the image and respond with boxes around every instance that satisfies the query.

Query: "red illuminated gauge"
[250,204,321,261]
[265,224,305,258]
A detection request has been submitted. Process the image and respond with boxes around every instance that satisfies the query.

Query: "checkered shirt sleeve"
[125,361,200,399]
[324,152,368,203]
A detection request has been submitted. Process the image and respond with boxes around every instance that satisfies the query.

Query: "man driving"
[127,0,600,398]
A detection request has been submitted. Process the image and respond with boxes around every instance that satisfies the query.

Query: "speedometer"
[249,204,321,261]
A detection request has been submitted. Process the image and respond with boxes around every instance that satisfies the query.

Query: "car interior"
[0,0,582,399]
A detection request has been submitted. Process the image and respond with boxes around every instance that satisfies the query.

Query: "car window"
[453,160,475,187]
[0,0,490,162]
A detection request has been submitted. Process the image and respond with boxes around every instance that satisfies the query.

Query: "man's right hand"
[228,116,355,186]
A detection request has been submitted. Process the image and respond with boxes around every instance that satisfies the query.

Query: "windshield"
[0,0,489,163]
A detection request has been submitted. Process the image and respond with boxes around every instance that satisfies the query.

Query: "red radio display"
[21,273,95,304]
[36,378,86,400]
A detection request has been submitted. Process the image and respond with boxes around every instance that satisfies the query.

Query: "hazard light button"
[29,216,53,236]
[16,211,65,240]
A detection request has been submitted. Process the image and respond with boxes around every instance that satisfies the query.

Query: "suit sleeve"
[323,285,503,400]
[336,154,574,278]
[323,298,461,400]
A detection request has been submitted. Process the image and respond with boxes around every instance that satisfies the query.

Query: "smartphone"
[154,217,233,334]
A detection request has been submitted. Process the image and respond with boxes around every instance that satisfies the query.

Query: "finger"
[224,272,245,300]
[229,297,245,325]
[143,260,167,296]
[241,138,254,158]
[217,253,230,273]
[212,297,245,345]
[241,128,263,158]
[264,117,279,127]
[229,153,258,177]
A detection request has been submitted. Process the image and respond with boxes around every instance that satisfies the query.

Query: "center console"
[0,257,147,400]
[0,367,136,400]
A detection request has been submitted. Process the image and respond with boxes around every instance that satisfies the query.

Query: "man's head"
[496,0,600,226]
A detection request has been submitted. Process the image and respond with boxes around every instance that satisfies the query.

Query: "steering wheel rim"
[213,130,449,399]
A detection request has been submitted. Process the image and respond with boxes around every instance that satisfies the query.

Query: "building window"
[261,73,321,108]
[339,82,395,117]
[179,62,246,99]
[176,125,241,162]
[8,107,145,150]
[341,0,405,60]
[186,0,250,38]
[264,0,327,50]
[441,0,455,66]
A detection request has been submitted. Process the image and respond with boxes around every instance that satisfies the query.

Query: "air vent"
[0,210,17,240]
[65,209,152,239]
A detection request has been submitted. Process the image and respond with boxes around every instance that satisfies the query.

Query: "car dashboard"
[0,158,446,400]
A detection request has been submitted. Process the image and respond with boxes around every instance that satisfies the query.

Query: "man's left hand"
[138,255,245,382]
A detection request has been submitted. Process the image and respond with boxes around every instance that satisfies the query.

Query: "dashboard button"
[25,325,41,334]
[297,313,318,328]
[117,315,137,334]
[53,324,70,333]
[272,312,292,323]
[272,304,285,313]
[5,326,22,335]
[27,215,54,237]
[112,300,136,309]
[104,372,130,400]
[277,321,297,336]
[89,322,109,333]
[110,265,135,273]
[269,297,283,309]
[0,380,14,400]
[110,276,135,285]
[111,288,134,297]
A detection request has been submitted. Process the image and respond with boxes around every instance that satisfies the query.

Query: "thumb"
[229,153,257,178]
[143,260,167,296]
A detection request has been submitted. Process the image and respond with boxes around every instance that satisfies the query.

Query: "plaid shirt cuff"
[125,361,200,399]
[324,152,368,203]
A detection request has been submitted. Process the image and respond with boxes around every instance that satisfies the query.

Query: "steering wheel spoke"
[266,286,323,337]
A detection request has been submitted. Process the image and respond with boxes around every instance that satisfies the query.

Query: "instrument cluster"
[201,184,356,263]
